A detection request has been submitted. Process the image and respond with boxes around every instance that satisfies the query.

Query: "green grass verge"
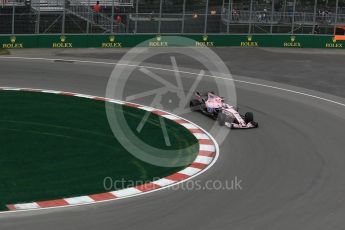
[0,48,9,55]
[0,91,199,210]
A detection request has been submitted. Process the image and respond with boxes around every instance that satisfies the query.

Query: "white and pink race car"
[189,91,258,129]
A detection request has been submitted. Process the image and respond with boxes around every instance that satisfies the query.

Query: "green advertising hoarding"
[0,35,38,49]
[0,35,344,49]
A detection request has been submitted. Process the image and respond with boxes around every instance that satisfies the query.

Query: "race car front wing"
[225,121,258,129]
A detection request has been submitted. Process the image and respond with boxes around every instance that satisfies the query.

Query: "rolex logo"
[10,36,16,43]
[283,35,300,47]
[102,35,122,48]
[52,35,72,48]
[3,35,23,48]
[290,36,296,42]
[60,36,66,43]
[240,35,258,47]
[325,36,342,48]
[195,35,214,47]
[149,35,168,47]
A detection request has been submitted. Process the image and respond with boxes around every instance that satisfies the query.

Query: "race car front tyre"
[252,121,259,128]
[190,99,201,111]
[244,112,254,123]
[218,113,226,126]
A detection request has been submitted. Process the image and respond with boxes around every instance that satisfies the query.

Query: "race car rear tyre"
[190,99,201,111]
[218,113,225,126]
[244,112,254,123]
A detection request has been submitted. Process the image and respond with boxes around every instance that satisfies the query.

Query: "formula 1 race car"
[189,91,258,129]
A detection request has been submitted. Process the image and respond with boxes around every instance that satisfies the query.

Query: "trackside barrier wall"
[0,35,344,49]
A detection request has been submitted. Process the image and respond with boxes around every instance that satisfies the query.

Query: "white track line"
[1,56,344,108]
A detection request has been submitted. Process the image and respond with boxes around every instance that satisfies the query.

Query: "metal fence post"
[62,0,66,34]
[226,0,231,33]
[38,2,41,34]
[270,0,274,34]
[204,0,209,34]
[111,0,114,33]
[87,0,90,34]
[283,0,287,15]
[248,0,253,34]
[291,0,296,34]
[35,0,41,34]
[158,0,163,34]
[334,0,339,34]
[11,0,15,34]
[181,0,186,34]
[135,0,139,34]
[312,0,317,34]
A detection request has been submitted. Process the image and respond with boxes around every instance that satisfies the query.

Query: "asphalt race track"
[1,48,345,230]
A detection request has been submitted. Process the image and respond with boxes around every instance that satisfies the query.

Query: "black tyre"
[190,99,201,111]
[218,113,225,126]
[244,112,254,123]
